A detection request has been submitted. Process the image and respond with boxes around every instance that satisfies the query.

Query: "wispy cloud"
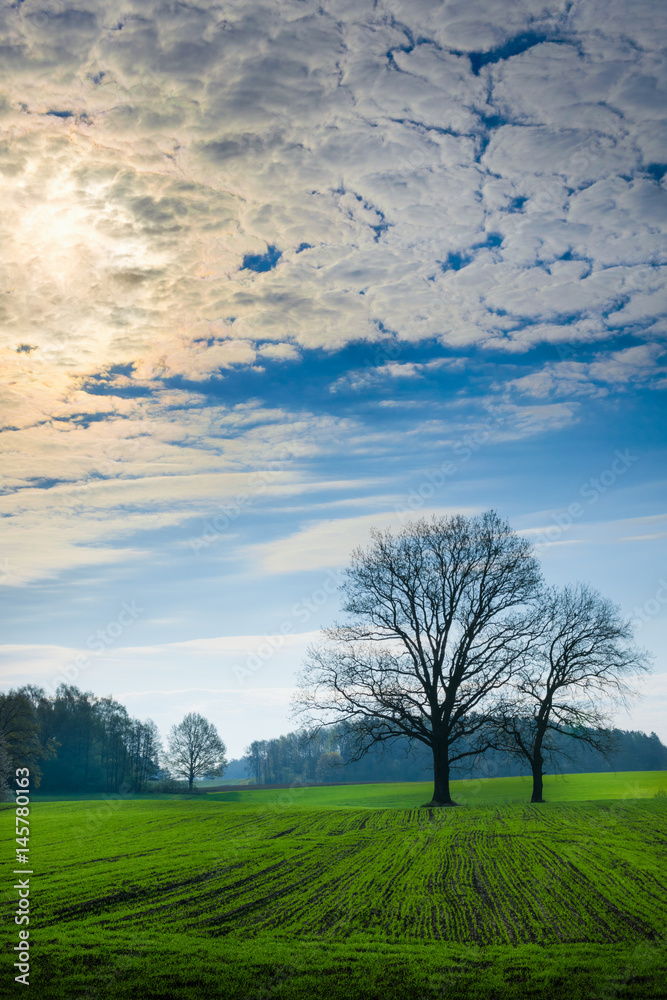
[250,507,476,574]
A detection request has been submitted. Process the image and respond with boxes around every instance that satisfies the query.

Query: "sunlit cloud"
[0,0,665,748]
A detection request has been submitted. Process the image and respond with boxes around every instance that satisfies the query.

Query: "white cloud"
[502,343,667,399]
[1,0,666,583]
[1,0,665,383]
[331,356,469,392]
[251,506,475,574]
[0,396,360,582]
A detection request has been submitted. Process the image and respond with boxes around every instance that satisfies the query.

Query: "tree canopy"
[295,510,542,805]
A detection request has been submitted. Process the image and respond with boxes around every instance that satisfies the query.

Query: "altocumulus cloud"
[0,0,666,580]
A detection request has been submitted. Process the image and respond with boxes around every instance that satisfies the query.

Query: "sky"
[0,0,666,760]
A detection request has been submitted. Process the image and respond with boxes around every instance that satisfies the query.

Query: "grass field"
[30,768,667,805]
[205,769,667,808]
[3,772,666,998]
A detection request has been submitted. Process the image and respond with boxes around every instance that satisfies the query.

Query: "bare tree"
[491,583,651,803]
[165,713,227,791]
[293,511,542,806]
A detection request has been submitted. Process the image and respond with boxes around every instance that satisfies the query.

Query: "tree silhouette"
[294,511,541,806]
[491,583,650,802]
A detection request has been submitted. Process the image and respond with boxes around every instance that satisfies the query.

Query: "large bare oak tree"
[294,510,542,806]
[490,583,650,803]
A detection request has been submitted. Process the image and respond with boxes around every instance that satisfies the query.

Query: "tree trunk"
[427,749,456,806]
[531,757,544,803]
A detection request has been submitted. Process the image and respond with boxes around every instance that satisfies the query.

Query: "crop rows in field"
[14,798,667,948]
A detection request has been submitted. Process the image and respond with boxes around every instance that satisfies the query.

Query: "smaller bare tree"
[491,583,650,803]
[165,713,227,791]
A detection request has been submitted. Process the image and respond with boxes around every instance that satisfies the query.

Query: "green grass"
[31,768,667,806]
[205,769,667,809]
[2,772,666,998]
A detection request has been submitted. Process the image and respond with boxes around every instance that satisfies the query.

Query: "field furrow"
[5,793,664,950]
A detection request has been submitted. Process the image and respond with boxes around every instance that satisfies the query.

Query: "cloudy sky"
[1,0,666,758]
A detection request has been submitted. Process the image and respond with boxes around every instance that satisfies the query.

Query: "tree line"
[2,677,662,799]
[239,723,667,787]
[0,685,161,795]
[0,687,226,796]
[2,677,663,801]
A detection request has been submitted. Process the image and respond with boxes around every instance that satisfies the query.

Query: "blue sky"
[0,0,666,758]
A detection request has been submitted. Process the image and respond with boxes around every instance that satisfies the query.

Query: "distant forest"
[237,723,667,786]
[1,684,666,796]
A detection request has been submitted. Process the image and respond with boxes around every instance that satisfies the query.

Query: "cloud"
[135,339,259,381]
[588,344,667,385]
[1,0,666,585]
[251,507,476,574]
[128,632,321,655]
[330,357,461,392]
[1,0,665,379]
[0,392,360,582]
[502,343,667,399]
[519,512,667,556]
[258,342,300,361]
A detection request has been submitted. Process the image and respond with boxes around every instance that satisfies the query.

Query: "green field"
[2,772,666,999]
[205,769,667,808]
[30,768,667,805]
